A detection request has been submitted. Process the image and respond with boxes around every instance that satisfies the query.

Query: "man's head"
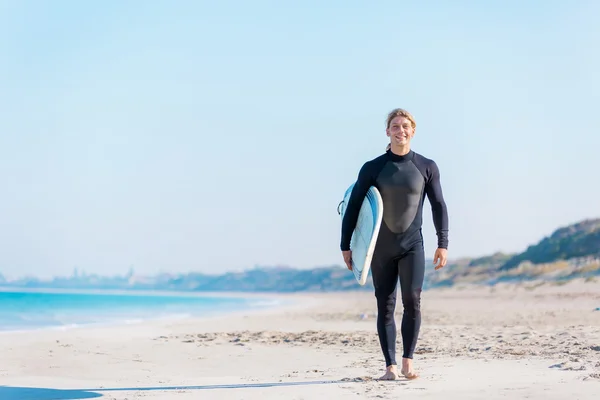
[385,108,416,149]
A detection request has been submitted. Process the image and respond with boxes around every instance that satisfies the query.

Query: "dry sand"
[1,279,600,399]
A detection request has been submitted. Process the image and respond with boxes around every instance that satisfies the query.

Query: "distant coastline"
[1,218,599,293]
[0,286,297,298]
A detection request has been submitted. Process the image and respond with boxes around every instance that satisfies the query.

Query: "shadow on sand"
[0,380,348,400]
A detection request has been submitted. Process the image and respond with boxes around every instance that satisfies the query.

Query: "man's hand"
[342,250,353,271]
[433,248,448,270]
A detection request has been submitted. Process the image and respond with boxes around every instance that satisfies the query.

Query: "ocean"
[0,289,280,332]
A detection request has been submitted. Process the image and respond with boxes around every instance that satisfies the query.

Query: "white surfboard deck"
[337,184,384,285]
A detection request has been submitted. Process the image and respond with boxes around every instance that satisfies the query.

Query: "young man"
[340,108,449,380]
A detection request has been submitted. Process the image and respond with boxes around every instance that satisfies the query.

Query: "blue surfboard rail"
[338,183,384,285]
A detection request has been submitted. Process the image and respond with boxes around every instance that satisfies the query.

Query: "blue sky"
[1,0,598,278]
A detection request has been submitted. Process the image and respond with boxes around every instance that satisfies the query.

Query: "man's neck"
[390,144,411,156]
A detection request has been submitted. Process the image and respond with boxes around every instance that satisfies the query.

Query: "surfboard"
[337,184,384,285]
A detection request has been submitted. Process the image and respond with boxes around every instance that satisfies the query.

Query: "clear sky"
[1,0,599,278]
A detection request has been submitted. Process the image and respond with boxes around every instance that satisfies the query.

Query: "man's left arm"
[425,161,449,268]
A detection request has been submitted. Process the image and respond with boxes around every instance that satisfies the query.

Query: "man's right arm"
[340,162,373,251]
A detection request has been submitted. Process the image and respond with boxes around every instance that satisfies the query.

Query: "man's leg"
[371,252,400,379]
[397,242,425,379]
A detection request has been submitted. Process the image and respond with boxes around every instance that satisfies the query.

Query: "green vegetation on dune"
[500,218,600,270]
[426,218,600,287]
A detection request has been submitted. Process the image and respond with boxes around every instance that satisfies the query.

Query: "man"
[340,108,449,380]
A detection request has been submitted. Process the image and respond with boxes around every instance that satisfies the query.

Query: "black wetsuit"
[340,149,449,366]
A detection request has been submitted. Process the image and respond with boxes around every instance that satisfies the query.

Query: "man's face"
[386,116,415,146]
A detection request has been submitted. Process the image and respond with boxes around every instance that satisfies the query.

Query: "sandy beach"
[1,280,600,399]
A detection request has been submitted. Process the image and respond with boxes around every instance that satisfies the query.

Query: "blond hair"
[386,108,416,130]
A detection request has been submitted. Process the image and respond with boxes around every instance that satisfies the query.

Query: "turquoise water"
[0,290,278,332]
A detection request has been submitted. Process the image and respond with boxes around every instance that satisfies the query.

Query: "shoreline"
[1,278,599,334]
[2,278,599,335]
[0,289,306,337]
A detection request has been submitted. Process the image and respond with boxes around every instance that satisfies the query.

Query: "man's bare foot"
[379,365,398,380]
[401,358,419,380]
